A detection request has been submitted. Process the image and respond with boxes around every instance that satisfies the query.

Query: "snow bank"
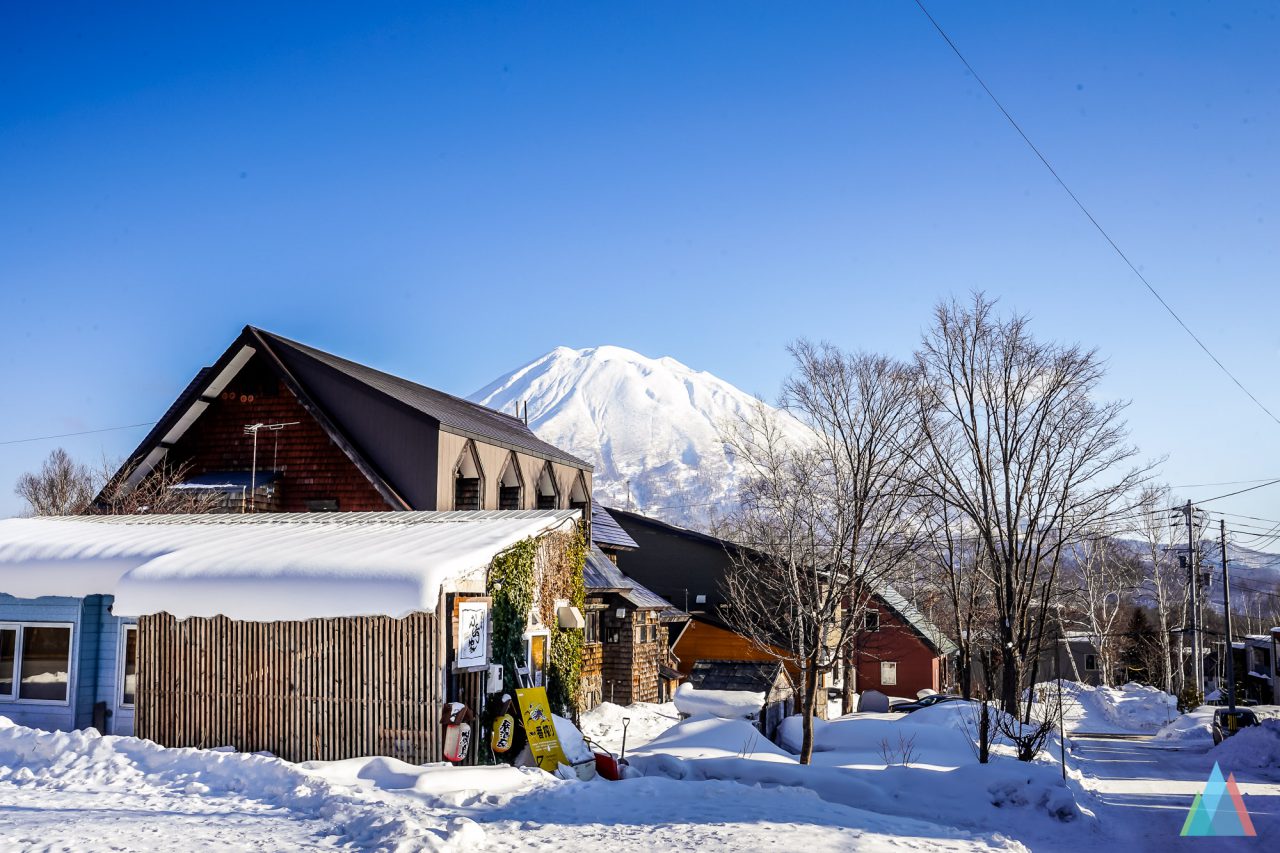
[778,706,979,769]
[0,512,576,620]
[579,701,680,755]
[673,683,763,719]
[1208,719,1280,773]
[0,716,520,849]
[1153,708,1215,746]
[628,719,1090,838]
[1032,680,1175,734]
[630,715,795,763]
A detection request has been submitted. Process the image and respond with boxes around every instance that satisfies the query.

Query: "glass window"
[880,661,897,686]
[864,611,880,632]
[121,626,138,707]
[585,611,600,644]
[19,625,71,702]
[527,633,548,688]
[0,628,16,698]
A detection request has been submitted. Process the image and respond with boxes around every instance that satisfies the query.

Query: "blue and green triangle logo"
[1181,762,1256,837]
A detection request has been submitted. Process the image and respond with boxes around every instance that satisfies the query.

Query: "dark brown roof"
[257,330,590,469]
[103,326,589,511]
[688,659,786,693]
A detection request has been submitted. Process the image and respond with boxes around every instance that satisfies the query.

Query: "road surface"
[1072,734,1278,851]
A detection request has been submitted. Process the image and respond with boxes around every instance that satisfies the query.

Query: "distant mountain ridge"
[469,345,810,528]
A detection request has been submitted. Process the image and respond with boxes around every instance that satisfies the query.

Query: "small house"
[581,543,686,707]
[686,659,794,741]
[0,510,583,764]
[607,508,957,704]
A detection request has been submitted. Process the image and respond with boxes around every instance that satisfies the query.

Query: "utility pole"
[1220,519,1236,714]
[1182,501,1203,697]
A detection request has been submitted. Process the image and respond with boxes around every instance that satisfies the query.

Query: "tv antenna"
[242,421,299,511]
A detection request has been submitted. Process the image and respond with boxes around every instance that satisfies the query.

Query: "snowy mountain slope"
[470,346,811,527]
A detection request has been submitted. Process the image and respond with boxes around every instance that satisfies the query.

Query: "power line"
[1172,477,1280,489]
[912,0,1280,430]
[1193,478,1280,505]
[0,422,157,447]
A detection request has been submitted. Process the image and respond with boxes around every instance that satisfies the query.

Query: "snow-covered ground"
[1,685,1276,852]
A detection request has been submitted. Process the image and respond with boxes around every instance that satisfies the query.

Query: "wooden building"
[608,508,957,703]
[0,510,581,763]
[101,326,592,516]
[687,659,794,741]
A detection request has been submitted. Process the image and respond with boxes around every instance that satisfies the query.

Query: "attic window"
[453,442,483,511]
[568,473,589,512]
[498,454,523,511]
[535,463,559,510]
[864,611,880,633]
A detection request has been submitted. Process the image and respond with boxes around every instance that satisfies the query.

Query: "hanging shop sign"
[455,598,490,671]
[514,687,567,772]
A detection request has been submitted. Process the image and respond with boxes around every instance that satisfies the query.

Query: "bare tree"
[1131,484,1189,695]
[15,448,222,517]
[14,448,96,515]
[94,457,224,515]
[1063,536,1141,687]
[719,343,925,764]
[913,294,1152,716]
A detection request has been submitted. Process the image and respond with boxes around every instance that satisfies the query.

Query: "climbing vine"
[484,523,588,718]
[541,524,588,718]
[488,537,537,696]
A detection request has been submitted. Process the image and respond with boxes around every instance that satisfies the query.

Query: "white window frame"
[1084,654,1099,672]
[524,629,551,689]
[864,610,880,632]
[0,621,76,706]
[880,661,898,686]
[118,623,138,709]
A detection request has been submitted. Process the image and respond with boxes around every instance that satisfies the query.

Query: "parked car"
[1212,707,1259,745]
[889,694,966,714]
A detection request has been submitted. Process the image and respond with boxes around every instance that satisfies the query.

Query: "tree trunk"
[1000,640,1021,716]
[798,662,819,765]
[841,648,855,715]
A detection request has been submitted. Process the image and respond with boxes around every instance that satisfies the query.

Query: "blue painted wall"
[0,594,135,734]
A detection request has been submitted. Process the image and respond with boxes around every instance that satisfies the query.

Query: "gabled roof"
[582,544,682,615]
[107,327,589,510]
[688,659,786,693]
[258,330,589,468]
[608,507,958,657]
[590,504,638,551]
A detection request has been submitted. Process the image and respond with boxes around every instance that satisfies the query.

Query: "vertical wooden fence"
[136,611,441,764]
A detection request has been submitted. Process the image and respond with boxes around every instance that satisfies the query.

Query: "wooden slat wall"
[136,612,440,764]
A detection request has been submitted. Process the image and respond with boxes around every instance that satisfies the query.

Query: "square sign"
[456,599,490,671]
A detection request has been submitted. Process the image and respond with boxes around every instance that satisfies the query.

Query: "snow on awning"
[0,510,579,621]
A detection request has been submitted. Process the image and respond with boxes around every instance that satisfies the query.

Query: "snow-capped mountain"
[470,345,810,528]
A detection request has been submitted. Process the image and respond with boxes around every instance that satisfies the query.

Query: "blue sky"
[2,2,1278,536]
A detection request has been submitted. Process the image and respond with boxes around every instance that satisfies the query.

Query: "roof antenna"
[522,400,528,425]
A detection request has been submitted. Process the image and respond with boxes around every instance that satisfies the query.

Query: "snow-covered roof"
[0,510,579,621]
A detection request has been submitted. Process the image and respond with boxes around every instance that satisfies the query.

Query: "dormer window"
[568,472,589,513]
[453,442,483,511]
[535,463,559,510]
[498,453,523,510]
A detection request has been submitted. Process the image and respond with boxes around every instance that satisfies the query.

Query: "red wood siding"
[850,606,945,698]
[168,357,392,513]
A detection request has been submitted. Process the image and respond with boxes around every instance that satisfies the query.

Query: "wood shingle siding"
[136,611,440,764]
[169,369,391,513]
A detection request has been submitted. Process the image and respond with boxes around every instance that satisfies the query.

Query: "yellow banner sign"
[515,687,567,772]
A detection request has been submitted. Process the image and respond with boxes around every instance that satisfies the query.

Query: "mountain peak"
[470,345,807,527]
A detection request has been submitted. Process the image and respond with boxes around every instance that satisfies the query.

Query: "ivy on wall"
[541,525,587,718]
[485,524,588,718]
[488,537,537,697]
